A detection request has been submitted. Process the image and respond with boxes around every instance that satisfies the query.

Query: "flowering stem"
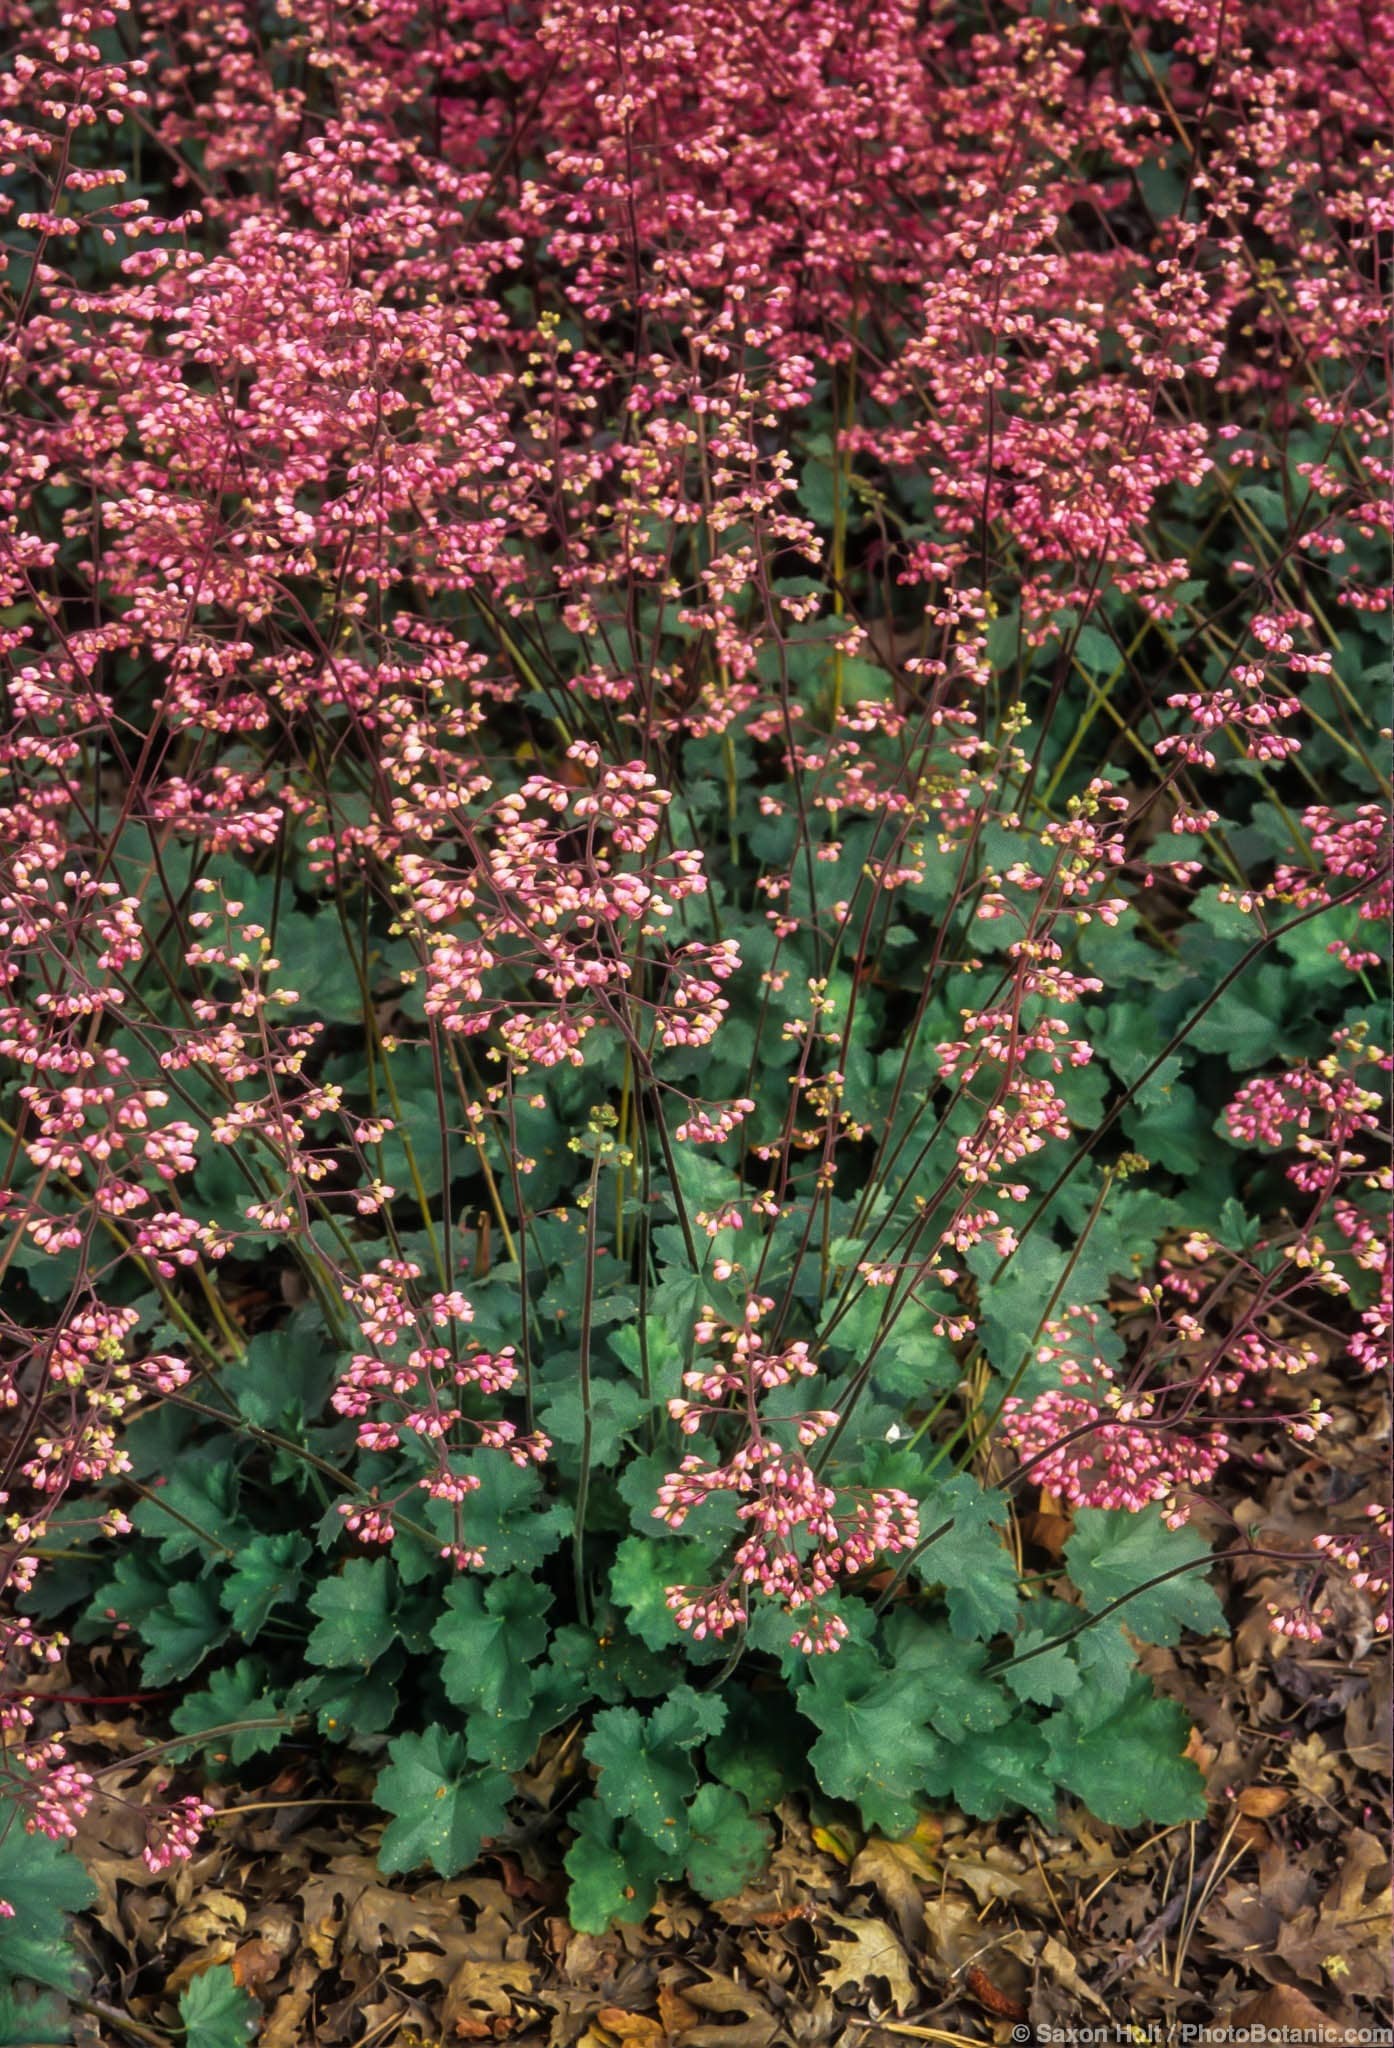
[572,1149,604,1629]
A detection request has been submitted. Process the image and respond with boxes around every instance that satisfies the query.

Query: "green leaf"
[130,1464,246,1564]
[1065,1510,1223,1645]
[564,1801,676,1932]
[540,1380,646,1470]
[178,1964,258,2048]
[360,1047,449,1197]
[221,1532,310,1641]
[1061,1188,1181,1306]
[422,1457,570,1575]
[1000,1622,1082,1708]
[264,905,367,1022]
[83,1549,172,1635]
[1043,1680,1207,1827]
[139,1579,226,1687]
[648,1269,708,1363]
[913,1475,1021,1640]
[1278,903,1377,984]
[0,1987,73,2046]
[306,1558,397,1669]
[683,1785,770,1901]
[1125,1069,1207,1177]
[0,1831,93,1991]
[1071,1619,1137,1704]
[706,1690,796,1811]
[615,1451,737,1543]
[609,1535,718,1653]
[881,1615,1012,1737]
[797,442,837,527]
[464,1663,582,1771]
[291,1658,402,1741]
[433,1572,551,1717]
[799,1650,946,1836]
[550,1614,670,1705]
[231,1321,336,1432]
[608,1320,682,1403]
[1073,622,1120,674]
[169,1659,286,1767]
[2,1235,82,1302]
[938,1719,1056,1825]
[1192,885,1267,944]
[970,1234,1069,1381]
[375,1729,513,1878]
[584,1687,724,1853]
[1183,964,1295,1070]
[647,1688,726,1749]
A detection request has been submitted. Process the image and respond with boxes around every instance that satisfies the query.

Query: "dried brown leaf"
[920,1894,985,1983]
[818,1913,917,2014]
[656,1984,699,2034]
[964,1964,1026,2021]
[1227,1987,1360,2040]
[168,1890,247,1947]
[849,1838,929,1946]
[439,1955,539,2021]
[1283,1733,1341,1803]
[164,1942,237,1996]
[260,1976,315,2048]
[594,2008,665,2045]
[999,1929,1107,2014]
[230,1936,282,1992]
[1235,1786,1289,1819]
[669,1974,779,2048]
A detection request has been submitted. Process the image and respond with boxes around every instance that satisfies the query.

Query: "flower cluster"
[332,1259,548,1560]
[1000,1309,1230,1526]
[657,1297,919,1650]
[1269,1505,1393,1646]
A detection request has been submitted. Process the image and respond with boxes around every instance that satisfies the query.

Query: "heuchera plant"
[0,0,1389,1965]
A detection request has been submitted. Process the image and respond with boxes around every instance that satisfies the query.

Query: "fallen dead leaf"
[1020,1507,1072,1560]
[1236,1785,1290,1819]
[921,1894,987,1983]
[452,2016,497,2041]
[559,1929,622,1983]
[595,2008,665,2045]
[494,1853,548,1903]
[673,1974,779,2048]
[164,1941,237,1996]
[1228,1986,1360,2039]
[167,1888,247,1946]
[230,1936,282,1991]
[258,1953,318,2048]
[439,1955,540,2031]
[811,1821,859,1865]
[1184,1725,1218,1776]
[850,1837,931,1946]
[999,1929,1109,2014]
[938,1845,1050,1915]
[964,1963,1027,2021]
[1284,1733,1341,1803]
[819,1912,917,2014]
[1265,1829,1391,2002]
[656,1983,698,2034]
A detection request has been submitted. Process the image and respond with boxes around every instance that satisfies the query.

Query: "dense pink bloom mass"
[0,0,1389,1862]
[658,1295,920,1650]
